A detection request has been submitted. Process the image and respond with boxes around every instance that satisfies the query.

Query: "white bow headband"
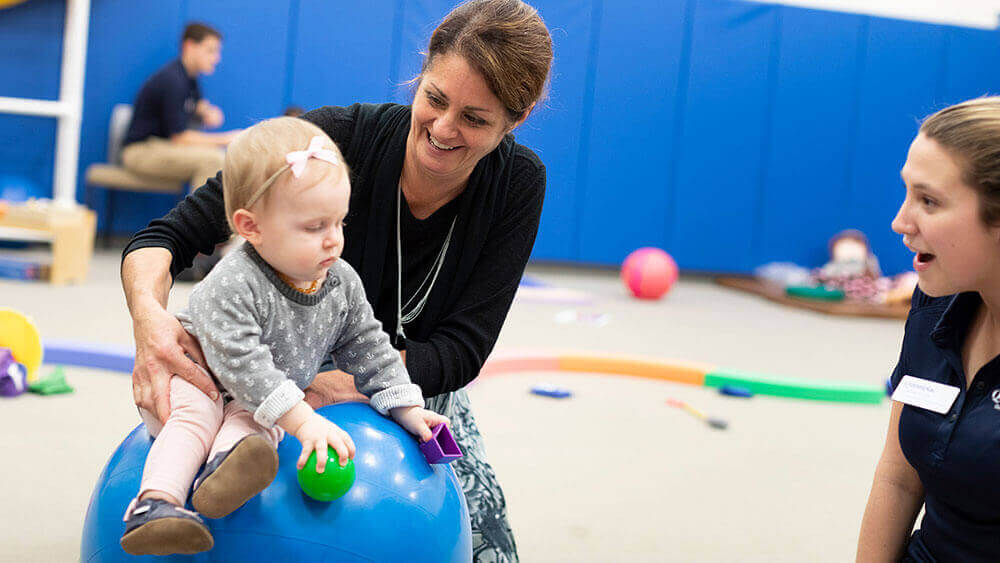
[244,135,342,208]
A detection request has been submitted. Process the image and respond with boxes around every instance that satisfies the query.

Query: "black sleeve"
[301,105,356,157]
[121,106,356,277]
[121,172,230,277]
[403,156,546,396]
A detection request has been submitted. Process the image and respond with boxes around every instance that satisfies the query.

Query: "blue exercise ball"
[81,403,471,561]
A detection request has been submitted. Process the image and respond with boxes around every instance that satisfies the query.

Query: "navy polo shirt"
[123,59,201,146]
[891,287,1000,562]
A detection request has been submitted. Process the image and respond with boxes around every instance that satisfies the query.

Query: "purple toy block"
[419,423,463,464]
[0,349,27,397]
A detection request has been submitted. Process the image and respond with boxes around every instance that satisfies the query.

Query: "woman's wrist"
[121,247,174,314]
[129,293,168,322]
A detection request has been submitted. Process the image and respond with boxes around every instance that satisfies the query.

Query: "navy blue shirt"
[891,287,1000,562]
[123,59,201,146]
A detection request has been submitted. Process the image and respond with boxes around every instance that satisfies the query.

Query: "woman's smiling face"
[406,53,521,186]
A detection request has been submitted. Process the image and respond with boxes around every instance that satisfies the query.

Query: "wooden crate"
[0,201,97,285]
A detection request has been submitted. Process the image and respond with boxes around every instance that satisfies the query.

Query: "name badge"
[891,375,960,414]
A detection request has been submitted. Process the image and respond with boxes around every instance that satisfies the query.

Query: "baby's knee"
[168,378,224,431]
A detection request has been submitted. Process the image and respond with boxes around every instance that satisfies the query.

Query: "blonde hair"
[223,117,345,232]
[921,96,1000,226]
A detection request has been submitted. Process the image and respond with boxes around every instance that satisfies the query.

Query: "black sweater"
[123,103,546,397]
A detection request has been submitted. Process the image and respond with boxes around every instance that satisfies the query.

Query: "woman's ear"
[232,209,262,245]
[508,102,537,133]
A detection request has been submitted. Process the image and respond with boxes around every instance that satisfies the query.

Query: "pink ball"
[621,247,678,300]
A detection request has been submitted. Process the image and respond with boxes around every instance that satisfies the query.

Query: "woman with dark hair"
[120,1,552,560]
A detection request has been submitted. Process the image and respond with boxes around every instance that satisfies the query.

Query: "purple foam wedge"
[419,423,463,464]
[0,348,27,398]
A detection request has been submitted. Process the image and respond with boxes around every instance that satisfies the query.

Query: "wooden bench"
[83,104,185,241]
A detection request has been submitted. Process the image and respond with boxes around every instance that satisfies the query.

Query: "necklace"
[277,272,320,294]
[396,183,457,340]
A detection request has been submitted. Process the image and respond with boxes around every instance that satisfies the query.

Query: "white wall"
[748,0,1000,29]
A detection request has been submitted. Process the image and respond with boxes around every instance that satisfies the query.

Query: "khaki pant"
[121,137,224,190]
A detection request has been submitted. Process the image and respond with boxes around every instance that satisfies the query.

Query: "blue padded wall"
[758,9,864,270]
[0,0,64,198]
[849,18,947,275]
[394,0,455,103]
[945,27,1000,110]
[290,0,399,111]
[0,0,63,101]
[4,0,1000,273]
[517,0,595,261]
[186,1,292,128]
[578,0,688,264]
[672,0,779,272]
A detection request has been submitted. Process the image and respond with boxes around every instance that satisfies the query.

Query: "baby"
[120,117,447,556]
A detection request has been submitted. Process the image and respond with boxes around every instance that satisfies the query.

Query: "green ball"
[297,446,356,501]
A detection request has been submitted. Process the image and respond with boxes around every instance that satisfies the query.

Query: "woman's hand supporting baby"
[123,247,219,424]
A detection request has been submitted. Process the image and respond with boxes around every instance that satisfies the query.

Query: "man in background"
[121,22,239,189]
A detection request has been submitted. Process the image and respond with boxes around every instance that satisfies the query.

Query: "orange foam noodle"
[557,355,710,386]
[480,353,561,376]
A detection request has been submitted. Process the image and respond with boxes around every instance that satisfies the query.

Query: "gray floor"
[0,250,904,561]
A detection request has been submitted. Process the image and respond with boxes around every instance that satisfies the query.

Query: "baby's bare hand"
[391,406,450,442]
[293,415,355,473]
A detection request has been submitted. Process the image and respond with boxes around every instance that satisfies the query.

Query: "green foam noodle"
[704,369,884,404]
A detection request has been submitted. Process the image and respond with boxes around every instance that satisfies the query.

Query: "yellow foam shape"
[0,308,42,381]
[557,354,710,386]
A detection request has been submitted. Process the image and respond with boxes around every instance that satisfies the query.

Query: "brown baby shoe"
[191,434,279,518]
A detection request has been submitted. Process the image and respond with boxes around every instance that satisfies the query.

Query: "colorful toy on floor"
[297,446,356,501]
[43,339,134,373]
[530,384,573,399]
[481,352,886,404]
[718,385,754,398]
[0,309,42,381]
[419,423,463,464]
[621,247,678,300]
[81,403,471,562]
[665,398,729,430]
[0,347,27,397]
[28,365,74,395]
[785,285,846,301]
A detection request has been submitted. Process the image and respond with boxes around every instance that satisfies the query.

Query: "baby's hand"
[390,406,450,442]
[293,413,355,473]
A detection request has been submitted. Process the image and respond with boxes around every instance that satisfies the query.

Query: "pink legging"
[132,376,283,511]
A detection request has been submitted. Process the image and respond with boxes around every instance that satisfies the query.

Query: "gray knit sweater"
[177,243,423,427]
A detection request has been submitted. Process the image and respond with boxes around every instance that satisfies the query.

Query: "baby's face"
[252,162,350,285]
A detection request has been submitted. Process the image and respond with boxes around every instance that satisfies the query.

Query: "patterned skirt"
[425,389,519,563]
